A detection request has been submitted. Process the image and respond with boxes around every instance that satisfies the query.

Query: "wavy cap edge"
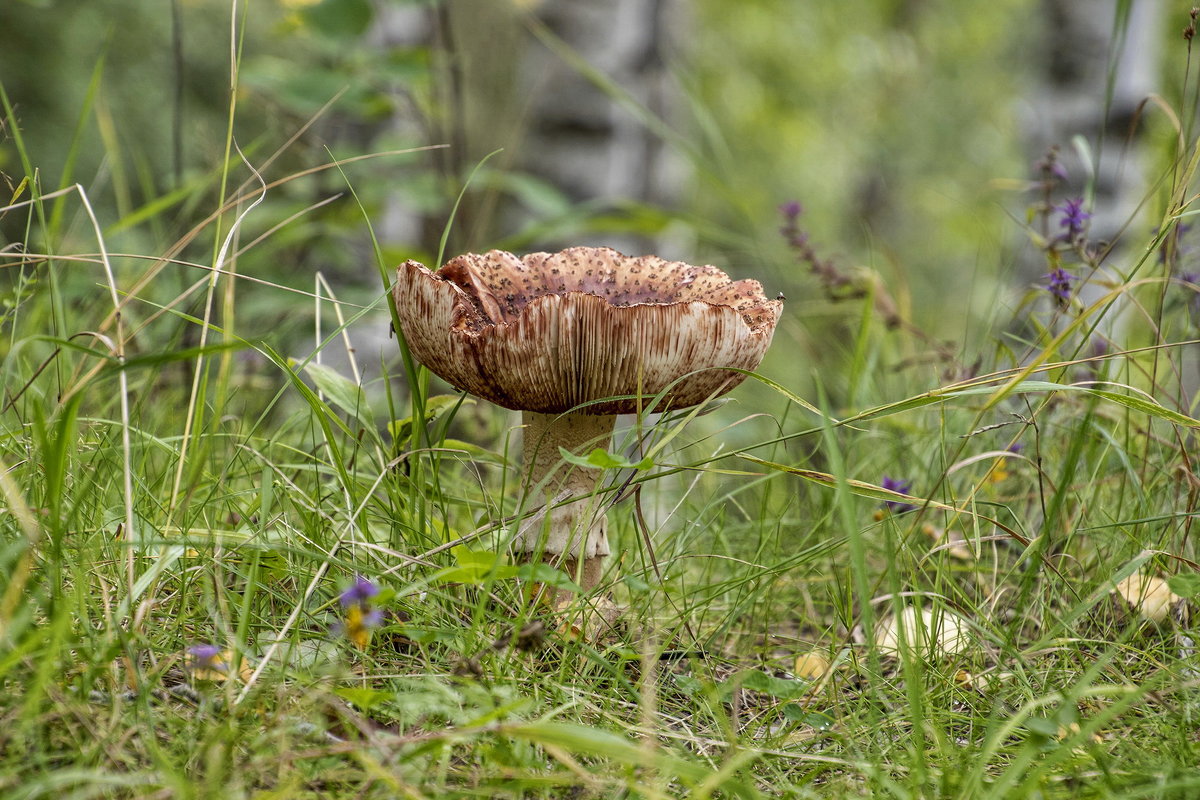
[393,250,782,414]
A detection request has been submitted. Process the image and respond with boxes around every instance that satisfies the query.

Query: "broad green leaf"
[1024,716,1060,738]
[729,669,809,701]
[1167,572,1200,598]
[782,704,835,730]
[434,546,518,584]
[295,360,373,427]
[437,439,507,466]
[301,0,373,38]
[671,673,703,696]
[452,546,501,568]
[621,573,651,593]
[434,564,517,584]
[388,395,473,442]
[515,562,581,593]
[559,446,654,471]
[335,687,393,710]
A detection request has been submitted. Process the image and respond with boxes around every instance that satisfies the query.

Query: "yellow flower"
[337,576,384,651]
[987,457,1010,484]
[343,603,383,651]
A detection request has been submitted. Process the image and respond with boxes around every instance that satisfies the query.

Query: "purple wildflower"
[339,575,379,608]
[778,200,808,249]
[881,476,917,514]
[779,200,803,221]
[1056,197,1091,239]
[1006,442,1025,455]
[1043,268,1078,304]
[187,643,221,661]
[186,643,227,674]
[336,576,384,650]
[778,198,859,301]
[1034,149,1067,183]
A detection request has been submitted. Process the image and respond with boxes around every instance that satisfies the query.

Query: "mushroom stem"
[517,410,617,593]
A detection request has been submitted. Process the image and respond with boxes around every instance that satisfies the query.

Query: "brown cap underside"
[392,246,782,414]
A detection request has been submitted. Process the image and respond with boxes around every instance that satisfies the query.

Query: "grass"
[4,9,1200,800]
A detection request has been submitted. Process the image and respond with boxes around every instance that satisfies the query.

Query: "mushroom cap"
[392,246,782,414]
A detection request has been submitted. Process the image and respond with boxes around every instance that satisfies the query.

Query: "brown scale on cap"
[438,248,775,327]
[393,246,782,415]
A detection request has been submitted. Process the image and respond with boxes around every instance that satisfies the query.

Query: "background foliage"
[2,0,1199,797]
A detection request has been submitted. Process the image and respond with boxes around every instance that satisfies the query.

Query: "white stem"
[517,410,616,589]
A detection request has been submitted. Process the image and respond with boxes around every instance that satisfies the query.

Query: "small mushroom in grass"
[1114,572,1185,624]
[392,246,781,594]
[874,606,973,659]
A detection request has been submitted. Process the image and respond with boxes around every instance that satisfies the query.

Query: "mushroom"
[392,246,781,594]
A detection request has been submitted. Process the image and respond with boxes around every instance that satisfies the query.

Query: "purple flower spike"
[1056,197,1091,239]
[778,200,809,250]
[1043,268,1078,303]
[881,476,917,513]
[1035,150,1067,183]
[339,575,380,607]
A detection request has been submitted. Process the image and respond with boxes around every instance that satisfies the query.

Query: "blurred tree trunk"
[373,0,681,258]
[505,0,680,250]
[1024,0,1162,259]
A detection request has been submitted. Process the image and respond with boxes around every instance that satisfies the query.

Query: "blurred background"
[0,0,1181,410]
